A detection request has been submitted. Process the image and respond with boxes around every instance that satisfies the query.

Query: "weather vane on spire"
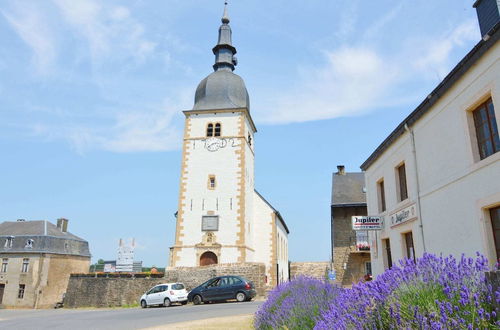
[222,1,230,24]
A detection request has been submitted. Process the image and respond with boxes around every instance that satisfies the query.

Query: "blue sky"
[1,1,481,266]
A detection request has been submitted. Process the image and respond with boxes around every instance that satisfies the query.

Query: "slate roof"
[331,172,366,207]
[361,23,500,171]
[0,220,90,257]
[254,190,290,234]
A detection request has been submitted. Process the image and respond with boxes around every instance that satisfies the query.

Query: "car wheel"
[236,292,246,302]
[141,300,147,308]
[193,295,202,305]
[163,298,171,307]
[181,301,188,305]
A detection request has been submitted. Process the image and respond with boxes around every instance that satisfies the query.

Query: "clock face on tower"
[205,137,226,152]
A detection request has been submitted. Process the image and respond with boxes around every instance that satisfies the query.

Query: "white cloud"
[1,2,56,74]
[52,0,157,64]
[414,20,478,79]
[257,47,400,123]
[256,19,479,124]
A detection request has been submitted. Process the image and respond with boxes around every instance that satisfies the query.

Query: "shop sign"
[352,216,384,230]
[390,203,417,227]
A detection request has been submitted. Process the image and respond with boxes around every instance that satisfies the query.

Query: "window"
[355,231,369,251]
[377,179,386,212]
[4,236,13,248]
[1,258,7,272]
[25,239,34,248]
[208,175,216,190]
[365,262,372,275]
[383,238,392,269]
[18,284,25,299]
[22,258,29,273]
[396,163,408,202]
[248,133,252,146]
[206,123,214,137]
[206,122,222,137]
[404,232,415,261]
[202,215,219,231]
[490,206,500,260]
[473,98,499,159]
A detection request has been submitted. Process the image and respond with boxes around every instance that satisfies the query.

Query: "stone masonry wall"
[332,206,370,286]
[65,262,266,308]
[290,262,330,280]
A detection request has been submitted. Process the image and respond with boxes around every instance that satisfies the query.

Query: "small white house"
[361,1,500,276]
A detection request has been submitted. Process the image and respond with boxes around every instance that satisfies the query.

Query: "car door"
[203,278,221,301]
[218,276,232,299]
[145,286,160,305]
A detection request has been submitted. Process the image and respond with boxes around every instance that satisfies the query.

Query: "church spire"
[212,1,237,72]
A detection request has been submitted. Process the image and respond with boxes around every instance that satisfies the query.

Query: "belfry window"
[207,123,222,137]
[206,123,214,137]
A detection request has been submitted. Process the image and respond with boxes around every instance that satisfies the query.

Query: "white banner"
[352,216,383,230]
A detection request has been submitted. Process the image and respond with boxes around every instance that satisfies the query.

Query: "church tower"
[170,3,257,267]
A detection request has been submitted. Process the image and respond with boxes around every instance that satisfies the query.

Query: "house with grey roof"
[0,218,90,308]
[331,165,371,286]
[361,0,500,276]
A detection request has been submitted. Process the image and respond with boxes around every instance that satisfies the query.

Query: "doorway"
[0,284,5,305]
[200,251,218,266]
[404,232,415,261]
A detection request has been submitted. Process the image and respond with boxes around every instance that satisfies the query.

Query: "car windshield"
[172,283,184,290]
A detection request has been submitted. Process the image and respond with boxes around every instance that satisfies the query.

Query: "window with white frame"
[1,258,7,272]
[21,258,29,273]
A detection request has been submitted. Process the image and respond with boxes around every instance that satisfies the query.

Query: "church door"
[200,251,218,266]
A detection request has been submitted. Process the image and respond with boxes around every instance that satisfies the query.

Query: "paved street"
[0,301,262,330]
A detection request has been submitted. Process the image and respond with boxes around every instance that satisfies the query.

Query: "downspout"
[331,206,334,272]
[404,123,427,252]
[33,253,44,308]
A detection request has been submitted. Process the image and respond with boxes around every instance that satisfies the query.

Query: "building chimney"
[57,218,68,232]
[337,165,346,175]
[473,0,500,40]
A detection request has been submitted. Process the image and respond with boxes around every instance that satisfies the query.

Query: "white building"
[169,4,289,286]
[116,238,135,272]
[361,0,500,276]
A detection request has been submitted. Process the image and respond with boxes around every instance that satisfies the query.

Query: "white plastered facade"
[365,40,500,276]
[170,108,289,286]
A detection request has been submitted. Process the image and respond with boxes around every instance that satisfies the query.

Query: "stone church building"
[169,5,290,285]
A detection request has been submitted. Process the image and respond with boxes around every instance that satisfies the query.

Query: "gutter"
[404,124,427,253]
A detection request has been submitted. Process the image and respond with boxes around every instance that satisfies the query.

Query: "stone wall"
[290,262,330,280]
[64,262,266,308]
[332,206,370,286]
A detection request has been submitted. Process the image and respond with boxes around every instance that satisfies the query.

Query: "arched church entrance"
[200,251,218,266]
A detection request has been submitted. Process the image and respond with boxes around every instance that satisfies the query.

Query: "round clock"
[205,137,223,152]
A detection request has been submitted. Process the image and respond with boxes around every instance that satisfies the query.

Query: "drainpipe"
[404,123,427,252]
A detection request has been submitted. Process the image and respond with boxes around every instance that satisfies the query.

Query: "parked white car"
[140,283,188,308]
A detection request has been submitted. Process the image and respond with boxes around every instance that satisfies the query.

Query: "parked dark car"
[188,275,256,305]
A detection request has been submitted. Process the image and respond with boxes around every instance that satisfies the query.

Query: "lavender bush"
[254,276,339,329]
[316,253,498,329]
[255,253,499,330]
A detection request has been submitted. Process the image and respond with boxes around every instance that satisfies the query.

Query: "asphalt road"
[0,300,263,330]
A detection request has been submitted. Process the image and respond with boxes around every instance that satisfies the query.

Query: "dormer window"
[4,236,14,248]
[25,239,34,249]
[206,123,222,137]
[207,123,214,137]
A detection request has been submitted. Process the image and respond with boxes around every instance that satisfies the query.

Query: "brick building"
[331,166,371,286]
[0,218,90,308]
